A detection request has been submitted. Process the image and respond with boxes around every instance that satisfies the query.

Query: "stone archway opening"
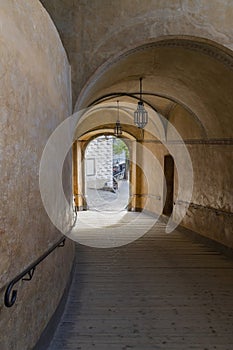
[84,135,130,211]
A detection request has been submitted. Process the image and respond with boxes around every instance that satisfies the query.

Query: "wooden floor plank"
[48,213,233,350]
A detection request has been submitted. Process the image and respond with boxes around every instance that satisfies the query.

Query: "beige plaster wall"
[0,1,75,349]
[139,142,166,214]
[140,123,233,249]
[175,143,233,248]
[167,109,233,248]
[134,139,233,248]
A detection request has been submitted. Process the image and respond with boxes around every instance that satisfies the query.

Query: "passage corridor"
[48,214,233,350]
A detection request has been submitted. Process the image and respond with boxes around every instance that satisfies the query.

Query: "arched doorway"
[84,135,130,211]
[73,133,132,212]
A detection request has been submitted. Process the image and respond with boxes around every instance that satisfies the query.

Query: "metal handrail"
[4,236,66,308]
[4,212,77,308]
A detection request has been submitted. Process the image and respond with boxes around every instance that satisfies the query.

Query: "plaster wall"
[0,1,74,349]
[175,143,233,248]
[138,142,166,214]
[168,108,233,248]
[138,132,233,248]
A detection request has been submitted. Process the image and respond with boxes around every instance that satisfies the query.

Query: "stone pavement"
[86,180,129,211]
[48,213,233,350]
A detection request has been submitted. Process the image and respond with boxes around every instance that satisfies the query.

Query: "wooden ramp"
[48,213,233,350]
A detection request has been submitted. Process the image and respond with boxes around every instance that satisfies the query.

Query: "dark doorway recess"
[163,155,174,216]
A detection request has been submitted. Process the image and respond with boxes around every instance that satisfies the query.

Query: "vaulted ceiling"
[40,0,233,138]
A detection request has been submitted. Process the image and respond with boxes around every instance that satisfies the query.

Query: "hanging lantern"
[134,77,148,129]
[114,100,122,136]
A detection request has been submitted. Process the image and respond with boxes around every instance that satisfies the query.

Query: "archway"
[73,126,137,213]
[84,135,130,211]
[72,36,233,244]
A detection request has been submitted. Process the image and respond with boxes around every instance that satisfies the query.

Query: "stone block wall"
[85,137,113,189]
